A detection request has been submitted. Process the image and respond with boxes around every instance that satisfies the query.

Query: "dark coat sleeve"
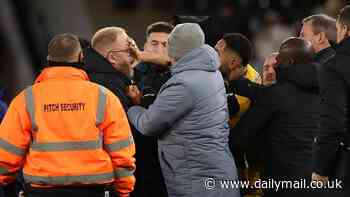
[229,77,262,102]
[230,87,277,150]
[313,59,348,176]
[227,93,240,117]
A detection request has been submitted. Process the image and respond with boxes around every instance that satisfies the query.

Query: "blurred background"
[0,0,347,102]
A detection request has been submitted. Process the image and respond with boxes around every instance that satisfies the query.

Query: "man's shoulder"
[261,84,285,101]
[331,53,350,72]
[158,74,191,93]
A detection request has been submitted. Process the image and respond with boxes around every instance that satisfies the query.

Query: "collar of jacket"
[336,37,350,55]
[314,46,336,65]
[84,47,120,73]
[46,60,86,70]
[35,66,90,83]
[170,45,219,75]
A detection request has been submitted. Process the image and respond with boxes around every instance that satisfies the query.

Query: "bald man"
[233,37,320,197]
[276,37,314,66]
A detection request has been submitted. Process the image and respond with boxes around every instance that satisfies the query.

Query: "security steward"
[0,33,135,197]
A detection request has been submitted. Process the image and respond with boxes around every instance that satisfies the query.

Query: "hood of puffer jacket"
[170,44,220,75]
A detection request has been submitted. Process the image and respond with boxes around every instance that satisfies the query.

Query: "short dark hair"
[302,14,336,43]
[222,33,253,67]
[338,5,350,28]
[48,33,81,62]
[146,22,174,38]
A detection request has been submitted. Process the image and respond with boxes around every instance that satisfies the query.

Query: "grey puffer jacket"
[128,45,240,197]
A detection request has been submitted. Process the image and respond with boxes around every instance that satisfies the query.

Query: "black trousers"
[1,182,18,197]
[26,185,118,197]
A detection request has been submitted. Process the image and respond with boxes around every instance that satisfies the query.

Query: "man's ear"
[318,32,327,44]
[107,53,118,65]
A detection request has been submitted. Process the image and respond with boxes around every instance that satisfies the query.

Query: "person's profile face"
[299,22,318,52]
[144,32,169,55]
[107,32,133,76]
[336,20,347,43]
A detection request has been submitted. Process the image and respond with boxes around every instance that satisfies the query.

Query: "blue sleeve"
[0,101,8,122]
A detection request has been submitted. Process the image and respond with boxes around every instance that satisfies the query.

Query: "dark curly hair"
[222,33,253,67]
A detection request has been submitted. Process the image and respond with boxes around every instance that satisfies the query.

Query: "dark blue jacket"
[0,89,7,122]
[134,62,171,108]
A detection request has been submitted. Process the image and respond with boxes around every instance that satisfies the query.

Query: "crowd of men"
[1,4,350,197]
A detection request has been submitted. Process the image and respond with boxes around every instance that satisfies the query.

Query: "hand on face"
[141,32,171,67]
[128,37,141,61]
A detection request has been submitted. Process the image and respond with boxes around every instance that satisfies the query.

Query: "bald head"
[47,33,82,62]
[91,27,127,56]
[277,37,314,66]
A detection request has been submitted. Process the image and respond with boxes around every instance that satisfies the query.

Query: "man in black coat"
[232,14,336,103]
[130,22,173,197]
[133,22,173,108]
[84,27,134,110]
[84,27,166,197]
[233,37,319,197]
[85,25,174,197]
[312,5,350,197]
[300,14,336,66]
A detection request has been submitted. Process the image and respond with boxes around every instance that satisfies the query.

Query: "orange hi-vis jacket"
[0,66,135,196]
